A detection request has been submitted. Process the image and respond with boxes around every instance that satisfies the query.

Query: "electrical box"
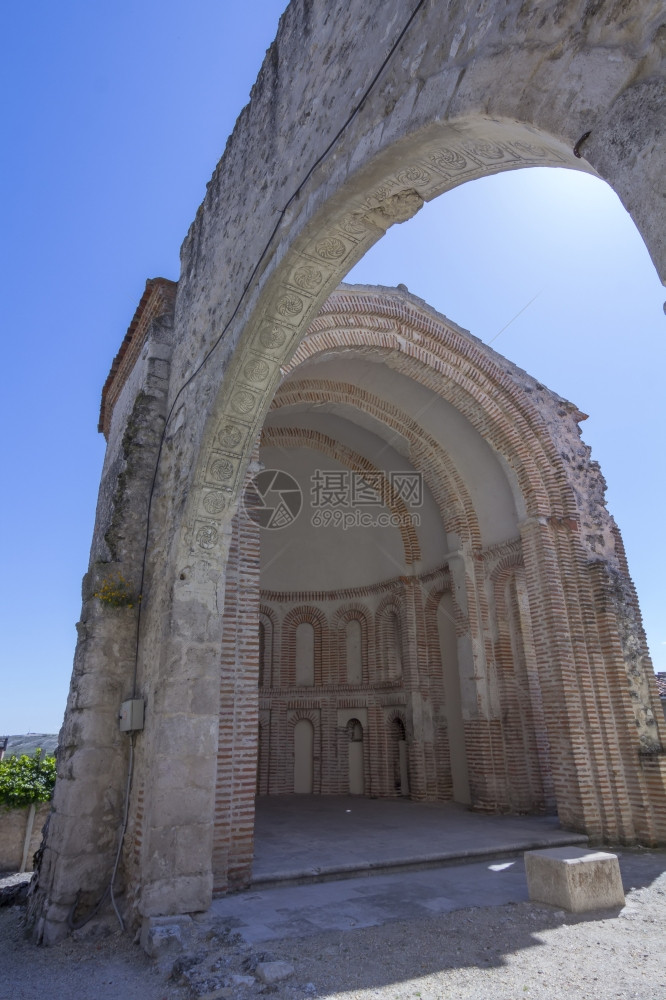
[119,698,145,732]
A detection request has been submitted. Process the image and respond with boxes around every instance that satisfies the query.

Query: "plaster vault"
[27,0,666,943]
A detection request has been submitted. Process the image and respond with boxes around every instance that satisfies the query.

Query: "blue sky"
[1,2,664,735]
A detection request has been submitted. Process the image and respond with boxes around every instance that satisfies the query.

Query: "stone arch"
[181,143,588,620]
[30,0,666,941]
[163,44,662,888]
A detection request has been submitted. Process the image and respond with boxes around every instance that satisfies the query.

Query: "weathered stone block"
[139,873,212,918]
[41,915,71,946]
[524,847,625,913]
[255,961,295,985]
[140,914,194,957]
[142,822,213,882]
[230,974,255,987]
[150,785,214,829]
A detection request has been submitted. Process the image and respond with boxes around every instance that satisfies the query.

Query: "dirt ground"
[1,862,665,1000]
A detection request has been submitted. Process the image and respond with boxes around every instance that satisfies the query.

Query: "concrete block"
[524,847,625,913]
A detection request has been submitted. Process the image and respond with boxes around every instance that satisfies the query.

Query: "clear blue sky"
[1,2,664,735]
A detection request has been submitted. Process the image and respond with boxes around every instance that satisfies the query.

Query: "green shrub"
[0,749,56,809]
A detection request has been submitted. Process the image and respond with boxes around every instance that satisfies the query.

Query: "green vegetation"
[0,749,56,808]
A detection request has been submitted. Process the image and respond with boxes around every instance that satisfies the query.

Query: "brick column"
[213,497,261,891]
[520,518,600,834]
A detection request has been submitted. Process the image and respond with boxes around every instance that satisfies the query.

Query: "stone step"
[249,831,589,890]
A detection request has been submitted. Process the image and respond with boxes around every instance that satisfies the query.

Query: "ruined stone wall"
[28,283,177,943]
[30,0,666,942]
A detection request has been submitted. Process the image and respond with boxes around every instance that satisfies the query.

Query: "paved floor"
[251,795,588,884]
[213,847,666,947]
[208,794,616,945]
[215,856,535,944]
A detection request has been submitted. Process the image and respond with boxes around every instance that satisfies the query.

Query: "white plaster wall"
[258,444,408,591]
[271,352,519,548]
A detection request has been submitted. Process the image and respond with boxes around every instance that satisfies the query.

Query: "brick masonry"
[202,286,666,893]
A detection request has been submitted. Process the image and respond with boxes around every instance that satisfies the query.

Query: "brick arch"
[261,424,421,564]
[258,605,278,689]
[375,594,406,686]
[286,709,322,795]
[269,376,492,715]
[384,708,411,799]
[331,603,372,686]
[281,605,329,688]
[385,708,408,736]
[281,298,575,522]
[34,0,666,938]
[273,377,481,548]
[268,333,665,830]
[423,580,456,671]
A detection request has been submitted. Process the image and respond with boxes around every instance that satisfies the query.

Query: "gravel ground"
[1,866,665,1000]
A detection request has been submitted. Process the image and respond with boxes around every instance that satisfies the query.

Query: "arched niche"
[293,718,314,794]
[346,718,365,796]
[295,622,315,687]
[345,620,363,687]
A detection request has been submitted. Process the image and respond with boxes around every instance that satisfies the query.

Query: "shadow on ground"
[1,850,664,1000]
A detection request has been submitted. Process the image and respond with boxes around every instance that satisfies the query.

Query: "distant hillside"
[1,734,58,758]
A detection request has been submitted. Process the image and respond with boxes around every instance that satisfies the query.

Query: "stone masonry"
[26,0,666,944]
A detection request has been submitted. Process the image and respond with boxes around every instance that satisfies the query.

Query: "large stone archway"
[29,0,665,943]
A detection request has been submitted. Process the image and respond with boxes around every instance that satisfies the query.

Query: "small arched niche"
[346,618,363,685]
[295,621,315,687]
[346,718,364,795]
[293,719,314,793]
